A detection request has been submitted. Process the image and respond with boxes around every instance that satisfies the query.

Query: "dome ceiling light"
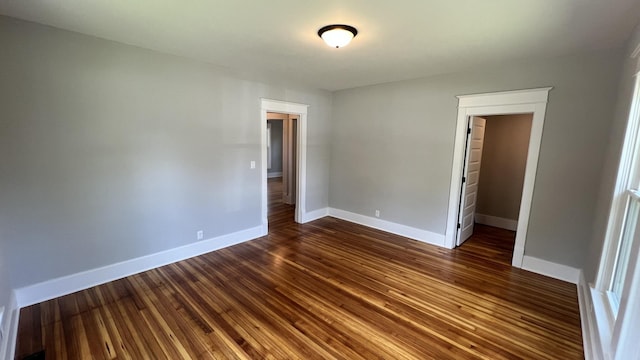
[317,24,358,48]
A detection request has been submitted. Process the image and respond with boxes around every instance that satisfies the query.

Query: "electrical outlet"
[250,161,256,169]
[197,230,204,240]
[375,210,380,218]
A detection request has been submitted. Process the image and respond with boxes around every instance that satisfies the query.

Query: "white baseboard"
[475,213,518,231]
[267,172,283,178]
[14,225,267,308]
[521,255,581,284]
[577,272,602,360]
[1,291,19,360]
[301,208,329,223]
[328,208,445,247]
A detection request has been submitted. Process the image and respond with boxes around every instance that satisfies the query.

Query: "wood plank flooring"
[15,177,583,359]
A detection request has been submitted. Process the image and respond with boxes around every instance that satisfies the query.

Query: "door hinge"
[457,223,461,229]
[467,127,471,135]
[462,176,466,183]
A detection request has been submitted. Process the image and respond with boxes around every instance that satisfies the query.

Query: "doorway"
[445,88,552,267]
[260,99,309,233]
[456,114,533,262]
[266,113,298,223]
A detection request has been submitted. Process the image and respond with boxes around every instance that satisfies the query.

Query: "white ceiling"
[2,0,640,91]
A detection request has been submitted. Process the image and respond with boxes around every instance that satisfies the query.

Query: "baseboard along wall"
[6,206,594,360]
[301,208,329,223]
[13,205,331,309]
[475,213,518,231]
[327,208,446,247]
[521,255,581,284]
[14,225,267,308]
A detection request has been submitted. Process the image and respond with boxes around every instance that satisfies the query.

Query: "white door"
[457,116,487,246]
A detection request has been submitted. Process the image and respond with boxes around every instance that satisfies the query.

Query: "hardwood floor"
[15,178,583,359]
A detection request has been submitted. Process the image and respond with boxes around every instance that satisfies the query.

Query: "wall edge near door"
[328,208,446,247]
[0,291,19,360]
[521,255,581,284]
[13,225,266,308]
[475,213,518,231]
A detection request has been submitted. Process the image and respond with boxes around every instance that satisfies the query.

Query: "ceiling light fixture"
[318,24,358,48]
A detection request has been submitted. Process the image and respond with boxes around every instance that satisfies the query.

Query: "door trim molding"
[444,87,552,268]
[260,99,309,226]
[0,291,18,360]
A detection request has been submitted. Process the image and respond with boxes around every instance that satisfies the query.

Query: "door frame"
[260,99,308,231]
[444,87,552,267]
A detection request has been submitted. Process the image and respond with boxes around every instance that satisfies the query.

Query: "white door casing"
[260,99,308,231]
[445,87,552,267]
[457,117,487,245]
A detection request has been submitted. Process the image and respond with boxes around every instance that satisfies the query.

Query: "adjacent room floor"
[15,178,583,359]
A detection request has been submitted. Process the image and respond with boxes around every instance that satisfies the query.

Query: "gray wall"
[0,16,332,288]
[585,23,640,282]
[330,50,621,269]
[476,114,532,221]
[0,13,634,294]
[0,242,9,305]
[267,120,283,174]
[0,236,12,345]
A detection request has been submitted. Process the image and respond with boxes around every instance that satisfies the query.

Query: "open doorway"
[260,99,308,234]
[266,112,298,224]
[445,87,552,267]
[456,114,533,264]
